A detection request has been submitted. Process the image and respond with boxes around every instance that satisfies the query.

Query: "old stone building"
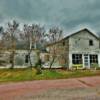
[46,28,100,69]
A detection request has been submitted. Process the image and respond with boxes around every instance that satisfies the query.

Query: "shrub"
[91,63,99,69]
[34,59,42,74]
[61,63,68,69]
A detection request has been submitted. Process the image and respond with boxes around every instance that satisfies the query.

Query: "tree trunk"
[28,51,32,68]
[49,57,55,69]
[10,50,15,69]
[28,36,33,69]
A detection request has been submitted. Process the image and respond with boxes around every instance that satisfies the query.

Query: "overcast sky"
[0,0,100,35]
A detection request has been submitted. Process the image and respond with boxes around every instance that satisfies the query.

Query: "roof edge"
[46,28,99,47]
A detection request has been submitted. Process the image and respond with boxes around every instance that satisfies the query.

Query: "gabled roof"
[63,28,99,40]
[46,28,99,47]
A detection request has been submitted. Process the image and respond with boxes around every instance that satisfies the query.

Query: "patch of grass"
[33,70,64,80]
[0,68,37,83]
[60,70,100,78]
[0,69,99,83]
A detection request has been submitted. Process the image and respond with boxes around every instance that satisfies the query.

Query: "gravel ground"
[17,87,100,100]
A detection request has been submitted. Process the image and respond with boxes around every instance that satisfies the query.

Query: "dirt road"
[0,76,100,100]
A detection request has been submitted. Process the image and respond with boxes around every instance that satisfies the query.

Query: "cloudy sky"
[0,0,100,35]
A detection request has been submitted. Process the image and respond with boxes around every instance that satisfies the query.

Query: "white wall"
[68,30,100,68]
[98,54,100,67]
[69,30,100,53]
[69,53,72,69]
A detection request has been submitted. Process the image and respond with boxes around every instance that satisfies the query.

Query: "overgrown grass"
[0,68,36,83]
[0,68,100,83]
[34,69,100,80]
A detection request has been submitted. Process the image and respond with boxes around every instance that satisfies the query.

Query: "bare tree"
[0,27,4,49]
[2,20,19,69]
[47,27,63,69]
[0,26,4,35]
[20,24,45,68]
[23,24,34,67]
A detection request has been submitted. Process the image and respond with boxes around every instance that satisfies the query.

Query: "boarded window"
[25,55,29,63]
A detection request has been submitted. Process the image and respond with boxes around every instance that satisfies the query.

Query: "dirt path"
[0,76,100,100]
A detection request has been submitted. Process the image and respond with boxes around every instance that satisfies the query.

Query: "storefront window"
[72,54,82,64]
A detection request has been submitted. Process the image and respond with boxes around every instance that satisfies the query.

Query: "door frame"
[83,54,90,68]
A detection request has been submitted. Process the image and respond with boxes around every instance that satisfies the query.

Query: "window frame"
[89,40,93,46]
[72,54,82,64]
[90,54,98,64]
[62,41,65,46]
[25,55,29,63]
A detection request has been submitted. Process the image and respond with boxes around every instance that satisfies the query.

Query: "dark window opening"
[72,54,82,64]
[89,40,93,46]
[25,55,29,63]
[90,55,98,64]
[62,41,65,46]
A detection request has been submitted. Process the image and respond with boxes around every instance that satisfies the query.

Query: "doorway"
[84,54,90,68]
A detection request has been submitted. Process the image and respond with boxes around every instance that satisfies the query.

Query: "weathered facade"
[0,50,39,68]
[0,28,99,69]
[46,28,100,69]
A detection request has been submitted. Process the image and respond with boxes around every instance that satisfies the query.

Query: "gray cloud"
[0,0,100,35]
